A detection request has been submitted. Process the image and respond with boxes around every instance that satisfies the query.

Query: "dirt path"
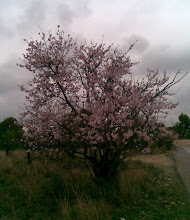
[133,139,190,198]
[173,140,190,197]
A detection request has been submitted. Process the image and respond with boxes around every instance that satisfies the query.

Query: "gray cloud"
[122,34,150,53]
[0,60,20,95]
[0,21,13,38]
[137,45,190,74]
[172,75,190,118]
[57,0,91,27]
[17,0,47,34]
[133,45,190,125]
[74,0,91,17]
[0,4,15,39]
[0,89,24,122]
[123,41,190,125]
[0,0,190,126]
[57,3,76,26]
[0,57,33,122]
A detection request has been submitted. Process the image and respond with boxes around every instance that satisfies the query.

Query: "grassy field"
[0,150,190,219]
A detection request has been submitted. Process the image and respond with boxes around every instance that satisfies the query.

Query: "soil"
[174,139,190,147]
[132,139,190,197]
[132,139,190,168]
[132,153,174,168]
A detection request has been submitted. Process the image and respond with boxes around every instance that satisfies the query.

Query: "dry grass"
[0,149,190,219]
[131,140,190,176]
[174,139,190,147]
[132,154,174,168]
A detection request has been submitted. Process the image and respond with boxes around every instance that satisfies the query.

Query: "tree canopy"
[18,27,186,182]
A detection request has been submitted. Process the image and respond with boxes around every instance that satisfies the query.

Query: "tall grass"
[0,150,190,219]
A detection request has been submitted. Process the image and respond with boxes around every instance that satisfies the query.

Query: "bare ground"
[132,153,174,168]
[132,140,190,168]
[131,140,190,180]
[174,139,190,147]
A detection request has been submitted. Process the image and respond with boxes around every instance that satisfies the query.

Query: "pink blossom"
[18,27,181,164]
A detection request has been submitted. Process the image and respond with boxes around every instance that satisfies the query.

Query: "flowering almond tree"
[18,27,186,182]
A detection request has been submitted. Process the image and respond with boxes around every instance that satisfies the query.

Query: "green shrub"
[0,117,25,154]
[174,113,190,139]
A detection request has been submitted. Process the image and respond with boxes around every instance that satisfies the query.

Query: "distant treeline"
[0,117,25,154]
[173,113,190,139]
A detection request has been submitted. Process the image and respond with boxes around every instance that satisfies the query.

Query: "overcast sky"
[1,0,190,125]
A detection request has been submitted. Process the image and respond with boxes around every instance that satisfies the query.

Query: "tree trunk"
[6,148,9,155]
[27,151,31,164]
[92,160,119,183]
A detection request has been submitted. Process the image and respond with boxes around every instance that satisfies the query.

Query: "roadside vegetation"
[0,27,189,219]
[0,117,25,155]
[174,113,190,139]
[0,149,190,220]
[18,27,187,184]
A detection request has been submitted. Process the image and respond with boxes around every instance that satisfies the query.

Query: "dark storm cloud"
[0,60,20,95]
[168,84,190,126]
[17,0,47,33]
[0,0,190,126]
[0,57,33,122]
[0,56,32,100]
[57,3,76,26]
[133,44,190,125]
[57,0,91,27]
[0,90,24,122]
[166,77,189,126]
[122,40,190,125]
[127,43,190,80]
[139,45,190,73]
[122,34,150,54]
[0,0,92,123]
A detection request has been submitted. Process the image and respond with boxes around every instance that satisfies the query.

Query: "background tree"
[18,27,187,183]
[0,117,24,154]
[174,113,190,139]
